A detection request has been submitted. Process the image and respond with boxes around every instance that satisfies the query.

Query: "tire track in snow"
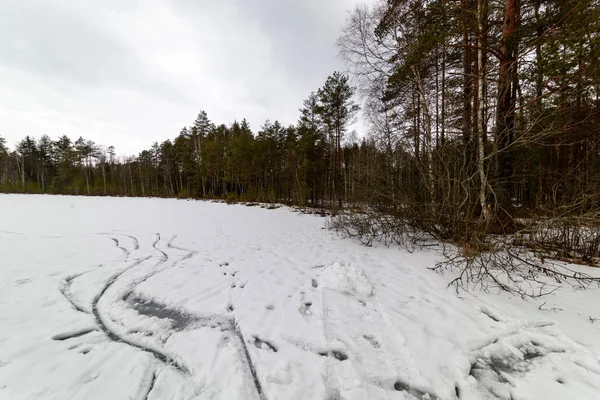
[0,230,25,236]
[144,372,157,400]
[126,228,265,400]
[98,232,139,254]
[91,233,205,378]
[152,233,168,262]
[55,233,193,394]
[128,295,267,400]
[110,238,130,258]
[233,325,267,400]
[138,368,157,400]
[119,233,140,250]
[193,223,265,398]
[130,291,267,399]
[104,232,140,250]
[58,231,263,396]
[59,233,144,314]
[60,269,98,314]
[121,234,193,302]
[167,235,197,260]
[52,328,98,341]
[91,251,191,375]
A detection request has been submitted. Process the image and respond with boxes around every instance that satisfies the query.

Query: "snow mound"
[318,262,374,297]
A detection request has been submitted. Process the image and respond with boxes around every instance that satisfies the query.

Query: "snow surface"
[1,194,600,400]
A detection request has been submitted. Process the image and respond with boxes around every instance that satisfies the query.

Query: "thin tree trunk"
[441,0,446,145]
[414,68,434,201]
[139,164,145,196]
[102,162,107,195]
[129,163,135,197]
[477,0,491,223]
[462,0,473,146]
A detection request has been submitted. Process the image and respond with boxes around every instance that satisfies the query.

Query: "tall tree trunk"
[414,91,421,162]
[435,47,440,148]
[139,164,145,196]
[534,0,543,111]
[337,124,343,209]
[85,162,90,195]
[496,0,520,211]
[477,0,491,223]
[21,155,25,187]
[128,163,135,197]
[441,42,446,146]
[414,67,434,202]
[102,162,107,195]
[462,0,473,146]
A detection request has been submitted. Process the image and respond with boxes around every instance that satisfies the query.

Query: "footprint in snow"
[253,336,277,352]
[318,350,348,361]
[300,302,313,316]
[393,380,438,399]
[362,334,380,348]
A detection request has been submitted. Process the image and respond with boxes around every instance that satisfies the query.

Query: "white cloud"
[0,0,358,154]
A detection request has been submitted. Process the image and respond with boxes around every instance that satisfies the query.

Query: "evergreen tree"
[16,136,38,188]
[318,72,359,208]
[1,0,597,236]
[0,135,6,155]
[0,135,7,188]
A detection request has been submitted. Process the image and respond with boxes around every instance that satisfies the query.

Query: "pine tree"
[0,135,6,155]
[16,136,38,188]
[0,135,7,187]
[318,72,359,209]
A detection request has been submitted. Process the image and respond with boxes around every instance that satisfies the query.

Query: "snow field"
[1,194,600,400]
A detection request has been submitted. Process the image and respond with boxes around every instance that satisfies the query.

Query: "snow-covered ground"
[1,194,599,400]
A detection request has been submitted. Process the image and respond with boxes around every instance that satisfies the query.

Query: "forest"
[1,0,599,292]
[0,71,361,207]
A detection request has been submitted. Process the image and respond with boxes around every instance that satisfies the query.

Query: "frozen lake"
[1,194,599,400]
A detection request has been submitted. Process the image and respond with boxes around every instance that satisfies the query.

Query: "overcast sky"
[0,0,358,155]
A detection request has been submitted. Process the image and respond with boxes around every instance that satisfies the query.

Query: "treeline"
[1,0,599,230]
[336,0,600,236]
[0,73,367,207]
[331,0,600,295]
